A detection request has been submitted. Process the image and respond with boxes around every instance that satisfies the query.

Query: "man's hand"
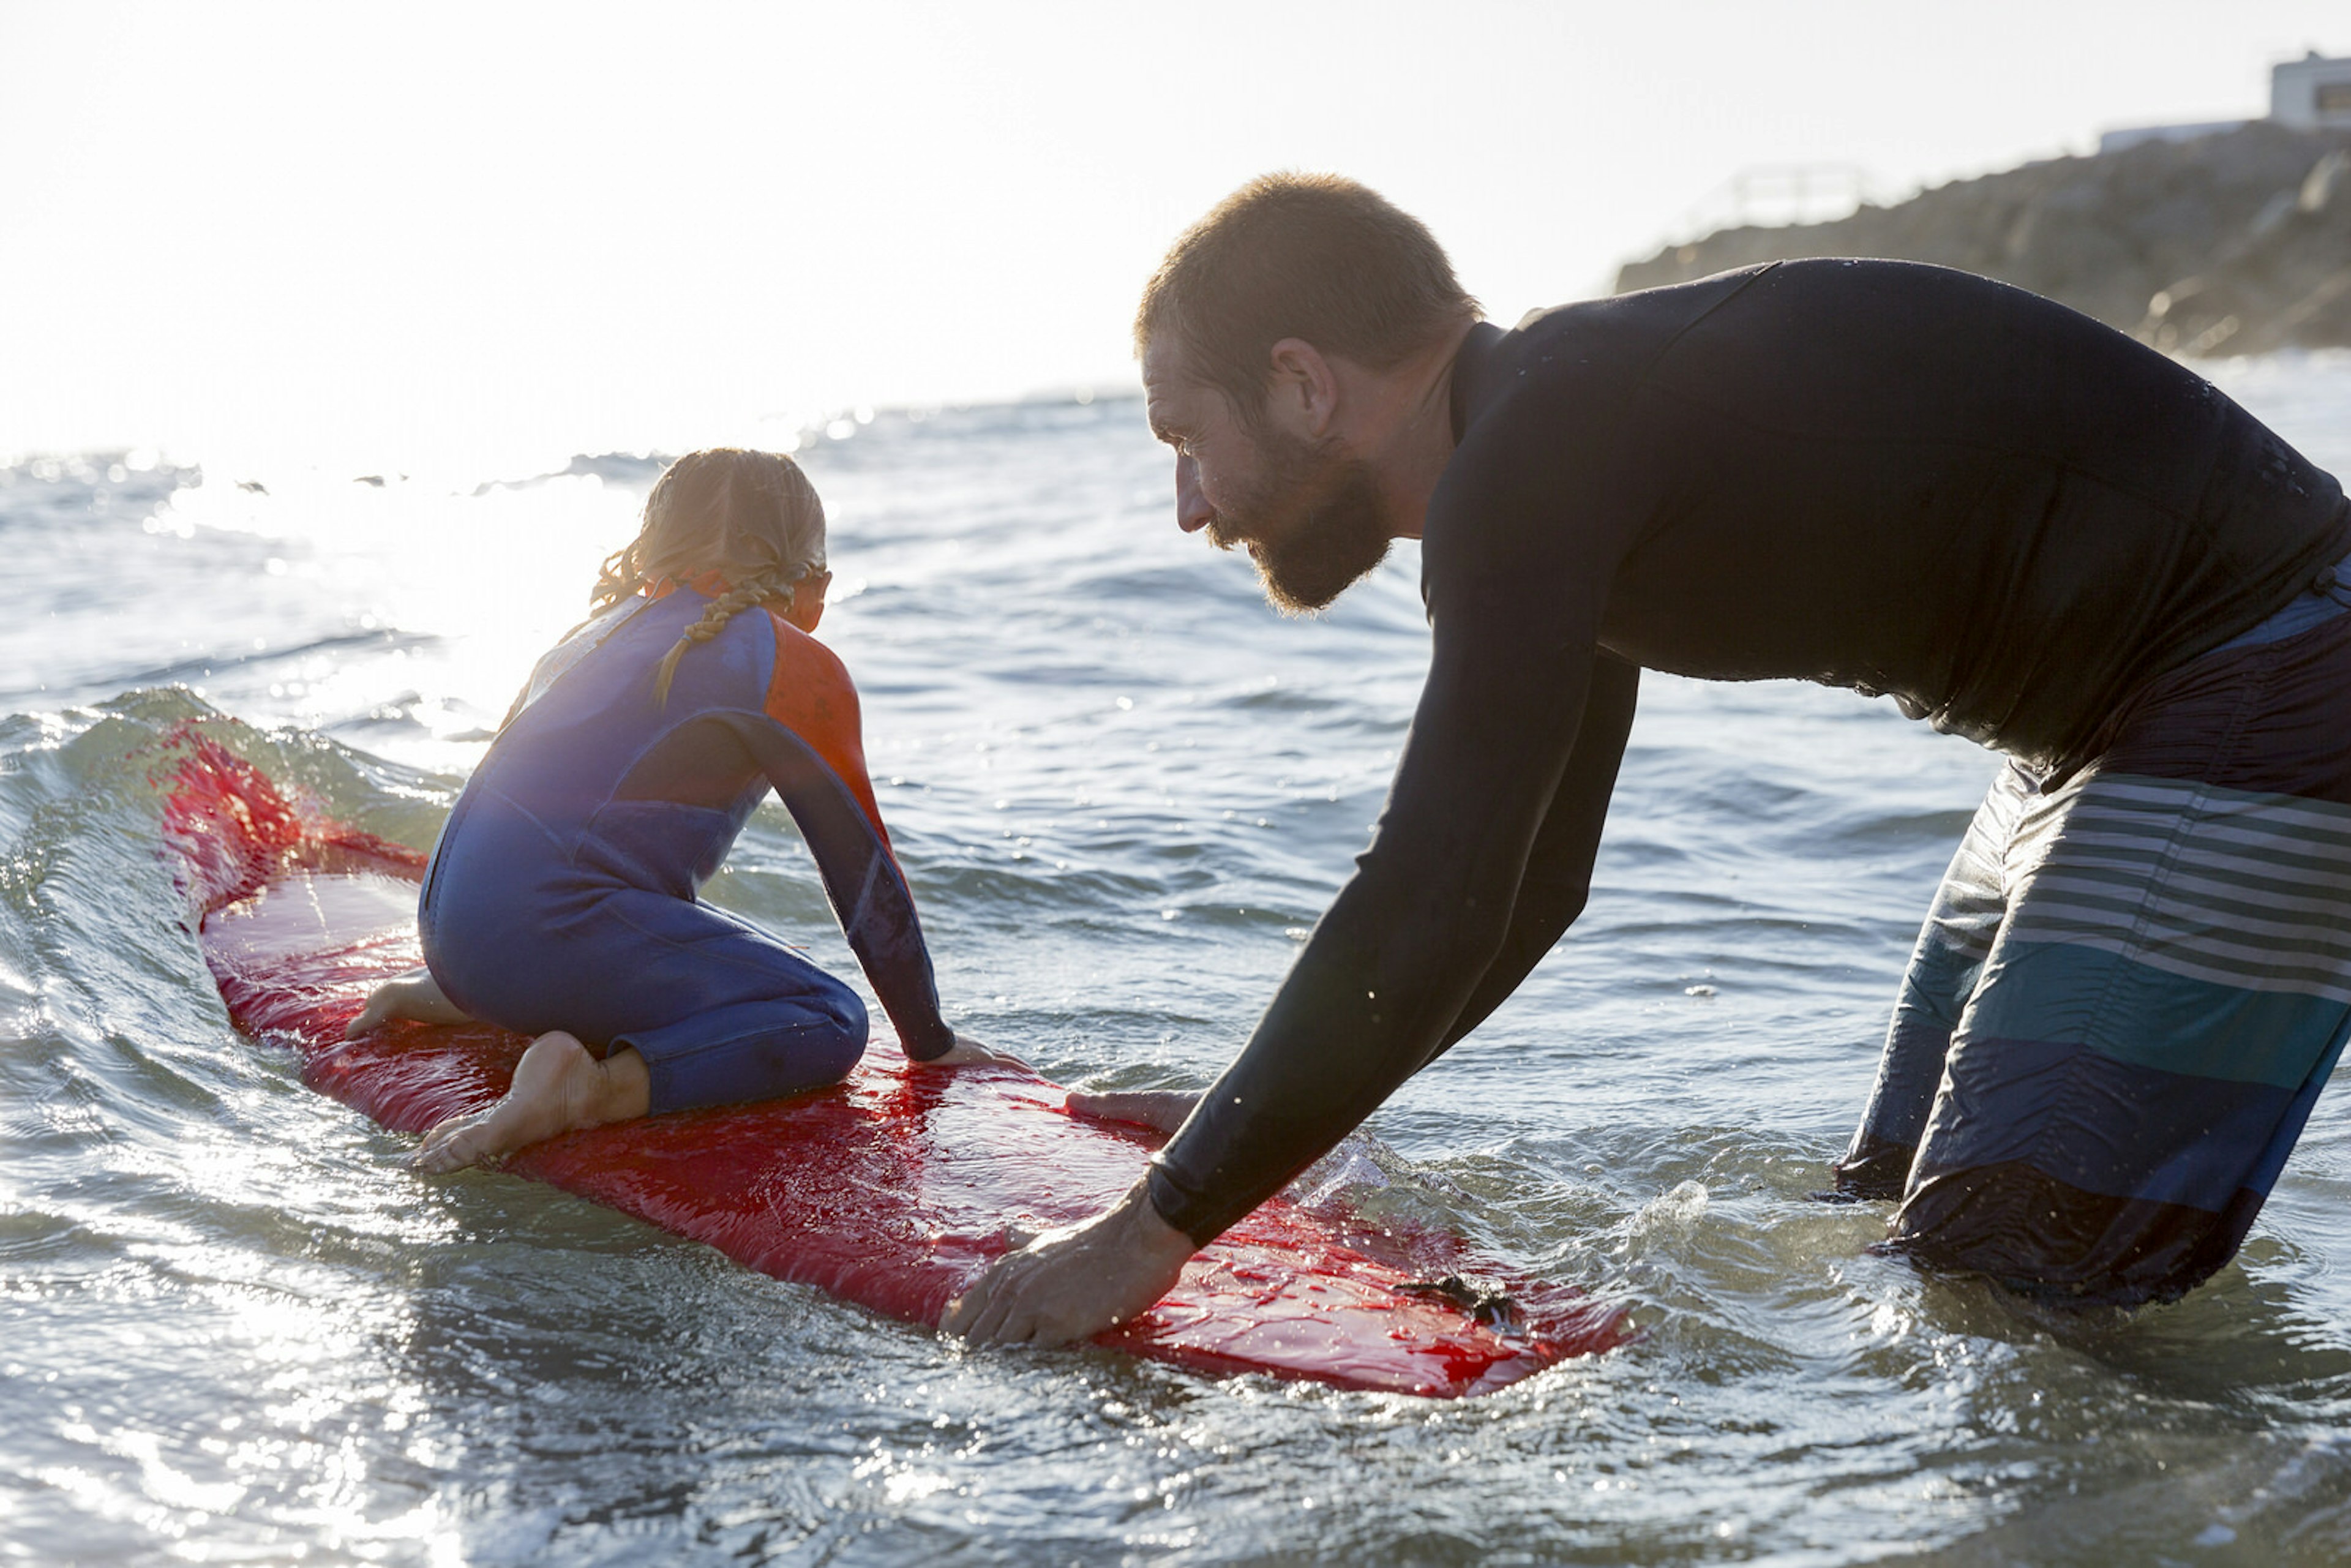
[1067,1088,1199,1135]
[922,1033,1031,1070]
[942,1178,1197,1346]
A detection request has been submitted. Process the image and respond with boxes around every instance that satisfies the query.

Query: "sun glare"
[9,2,2342,469]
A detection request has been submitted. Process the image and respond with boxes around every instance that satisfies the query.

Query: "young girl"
[350,447,1008,1171]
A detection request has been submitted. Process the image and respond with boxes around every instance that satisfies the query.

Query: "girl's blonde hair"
[591,448,828,704]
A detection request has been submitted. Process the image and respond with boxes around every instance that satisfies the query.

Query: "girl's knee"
[802,980,868,1082]
[823,978,868,1038]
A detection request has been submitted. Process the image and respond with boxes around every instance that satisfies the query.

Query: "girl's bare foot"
[346,969,472,1038]
[412,1033,651,1172]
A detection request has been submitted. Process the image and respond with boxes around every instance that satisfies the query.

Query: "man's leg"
[1883,613,2351,1304]
[1829,766,2027,1198]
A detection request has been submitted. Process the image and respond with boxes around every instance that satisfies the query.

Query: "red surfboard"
[160,728,1627,1396]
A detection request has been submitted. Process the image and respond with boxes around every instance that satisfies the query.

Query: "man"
[943,173,2351,1345]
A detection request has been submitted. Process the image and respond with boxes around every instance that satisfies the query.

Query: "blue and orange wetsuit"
[417,578,954,1113]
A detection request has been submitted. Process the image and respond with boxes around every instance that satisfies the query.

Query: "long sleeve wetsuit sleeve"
[730,618,958,1062]
[1145,396,1641,1244]
[1429,653,1638,1057]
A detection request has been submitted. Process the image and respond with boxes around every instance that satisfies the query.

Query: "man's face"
[1142,339,1390,615]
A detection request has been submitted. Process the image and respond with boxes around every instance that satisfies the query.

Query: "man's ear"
[1264,338,1340,439]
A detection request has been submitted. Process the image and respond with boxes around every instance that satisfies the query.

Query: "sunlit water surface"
[6,356,2351,1566]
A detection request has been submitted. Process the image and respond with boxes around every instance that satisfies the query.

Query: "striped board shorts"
[1832,556,2351,1305]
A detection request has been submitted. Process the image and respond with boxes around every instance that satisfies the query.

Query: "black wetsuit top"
[1146,258,2351,1245]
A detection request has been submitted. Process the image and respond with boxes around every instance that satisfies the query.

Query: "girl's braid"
[651,568,799,705]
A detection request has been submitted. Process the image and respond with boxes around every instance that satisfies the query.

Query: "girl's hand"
[923,1033,1030,1070]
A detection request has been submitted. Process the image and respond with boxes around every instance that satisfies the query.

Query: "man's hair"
[1134,173,1480,420]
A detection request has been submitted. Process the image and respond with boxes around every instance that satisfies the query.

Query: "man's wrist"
[1141,1163,1219,1250]
[1123,1177,1201,1262]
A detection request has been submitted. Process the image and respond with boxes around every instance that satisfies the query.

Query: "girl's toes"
[412,1112,495,1173]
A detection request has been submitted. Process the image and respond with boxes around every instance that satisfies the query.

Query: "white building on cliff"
[2099,51,2351,154]
[2271,52,2351,131]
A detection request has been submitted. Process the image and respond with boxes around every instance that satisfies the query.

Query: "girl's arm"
[748,618,967,1062]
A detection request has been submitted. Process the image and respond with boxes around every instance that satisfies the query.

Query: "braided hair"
[590,448,828,705]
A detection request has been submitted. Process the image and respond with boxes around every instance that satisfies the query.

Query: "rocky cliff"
[1615,122,2351,357]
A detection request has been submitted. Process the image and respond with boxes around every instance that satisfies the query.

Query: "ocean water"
[5,355,2351,1567]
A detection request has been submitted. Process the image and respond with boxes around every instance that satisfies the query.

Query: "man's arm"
[1425,651,1638,1060]
[1056,656,1635,1150]
[941,612,1610,1343]
[1141,611,1611,1245]
[942,371,1635,1343]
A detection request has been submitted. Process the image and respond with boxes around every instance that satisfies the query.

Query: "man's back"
[1442,258,2349,772]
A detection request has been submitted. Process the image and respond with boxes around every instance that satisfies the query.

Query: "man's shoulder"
[1422,276,1802,597]
[1454,263,1787,438]
[1510,258,2061,352]
[1505,261,1785,347]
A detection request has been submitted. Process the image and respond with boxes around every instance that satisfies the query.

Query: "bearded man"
[944,173,2351,1344]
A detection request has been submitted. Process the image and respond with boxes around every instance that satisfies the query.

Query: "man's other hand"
[1066,1088,1199,1135]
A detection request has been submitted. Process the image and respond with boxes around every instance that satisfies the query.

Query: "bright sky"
[4,0,2345,467]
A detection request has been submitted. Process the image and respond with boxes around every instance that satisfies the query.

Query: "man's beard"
[1203,426,1390,615]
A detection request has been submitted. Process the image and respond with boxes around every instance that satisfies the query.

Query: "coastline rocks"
[1615,122,2351,356]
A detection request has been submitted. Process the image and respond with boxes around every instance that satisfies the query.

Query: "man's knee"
[1824,1132,1915,1202]
[1882,1161,2260,1306]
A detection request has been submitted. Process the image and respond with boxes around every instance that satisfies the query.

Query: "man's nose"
[1175,454,1213,534]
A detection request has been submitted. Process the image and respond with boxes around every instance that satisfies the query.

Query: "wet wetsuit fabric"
[418,583,954,1115]
[1147,260,2351,1294]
